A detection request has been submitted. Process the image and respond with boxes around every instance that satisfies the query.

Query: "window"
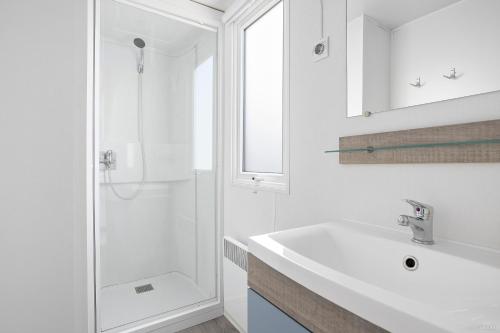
[231,0,289,192]
[243,1,283,174]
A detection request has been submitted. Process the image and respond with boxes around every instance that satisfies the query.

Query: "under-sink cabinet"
[248,288,310,333]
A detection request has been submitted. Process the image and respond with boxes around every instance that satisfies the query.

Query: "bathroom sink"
[248,221,500,333]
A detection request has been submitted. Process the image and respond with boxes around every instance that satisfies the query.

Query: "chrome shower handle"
[99,150,116,170]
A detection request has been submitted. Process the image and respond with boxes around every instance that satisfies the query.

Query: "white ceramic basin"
[248,221,500,333]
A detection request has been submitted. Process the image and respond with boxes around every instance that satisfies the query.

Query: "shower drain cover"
[135,284,154,294]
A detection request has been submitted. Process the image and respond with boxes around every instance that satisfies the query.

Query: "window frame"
[230,0,290,193]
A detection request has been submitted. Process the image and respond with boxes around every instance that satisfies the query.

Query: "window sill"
[231,177,289,194]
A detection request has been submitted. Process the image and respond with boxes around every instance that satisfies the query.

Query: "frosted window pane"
[194,56,214,170]
[243,1,283,174]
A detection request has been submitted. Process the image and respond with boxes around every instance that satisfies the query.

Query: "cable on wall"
[312,0,329,62]
[319,0,324,38]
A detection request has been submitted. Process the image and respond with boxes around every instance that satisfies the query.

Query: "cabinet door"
[248,289,310,333]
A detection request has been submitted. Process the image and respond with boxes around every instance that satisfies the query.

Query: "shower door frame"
[86,1,225,332]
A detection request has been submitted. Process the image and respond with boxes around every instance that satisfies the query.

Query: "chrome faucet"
[398,199,434,245]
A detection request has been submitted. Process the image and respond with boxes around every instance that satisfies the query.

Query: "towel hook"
[409,77,422,88]
[443,68,457,80]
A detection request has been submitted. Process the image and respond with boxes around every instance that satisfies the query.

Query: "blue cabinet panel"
[248,288,310,333]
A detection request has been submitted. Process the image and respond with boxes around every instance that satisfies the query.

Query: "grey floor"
[177,316,239,333]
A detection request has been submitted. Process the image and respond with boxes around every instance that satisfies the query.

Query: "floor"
[101,272,209,331]
[178,316,239,333]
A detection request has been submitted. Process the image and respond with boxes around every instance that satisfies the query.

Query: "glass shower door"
[98,0,217,330]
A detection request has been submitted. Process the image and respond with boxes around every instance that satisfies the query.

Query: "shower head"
[134,38,145,74]
[134,38,146,49]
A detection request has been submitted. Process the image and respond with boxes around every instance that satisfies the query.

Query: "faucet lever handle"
[403,199,432,219]
[404,199,427,208]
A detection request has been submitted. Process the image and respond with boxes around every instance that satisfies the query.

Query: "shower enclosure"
[94,0,221,331]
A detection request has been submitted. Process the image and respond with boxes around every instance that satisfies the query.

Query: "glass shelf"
[325,138,500,154]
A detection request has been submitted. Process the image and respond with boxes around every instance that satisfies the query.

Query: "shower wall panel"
[99,41,196,286]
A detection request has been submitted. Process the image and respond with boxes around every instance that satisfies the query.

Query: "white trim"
[215,14,226,322]
[94,0,103,331]
[228,0,290,193]
[86,1,97,333]
[89,1,224,332]
[224,311,247,333]
[134,305,222,333]
[103,302,223,333]
[112,0,223,29]
[222,0,253,23]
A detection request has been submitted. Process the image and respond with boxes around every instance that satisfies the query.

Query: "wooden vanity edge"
[248,253,389,333]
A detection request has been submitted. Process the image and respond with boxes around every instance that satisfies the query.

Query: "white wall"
[223,0,500,329]
[0,0,89,332]
[391,0,500,109]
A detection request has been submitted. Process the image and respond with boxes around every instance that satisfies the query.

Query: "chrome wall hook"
[409,77,422,88]
[443,68,457,80]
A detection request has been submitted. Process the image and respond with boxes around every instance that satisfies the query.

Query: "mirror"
[347,0,500,117]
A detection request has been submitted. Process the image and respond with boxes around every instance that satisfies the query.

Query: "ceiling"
[101,0,213,53]
[190,0,235,12]
[348,0,462,29]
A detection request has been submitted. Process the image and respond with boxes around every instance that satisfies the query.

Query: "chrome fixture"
[443,67,457,80]
[398,199,434,245]
[134,37,146,74]
[409,77,422,88]
[100,150,116,170]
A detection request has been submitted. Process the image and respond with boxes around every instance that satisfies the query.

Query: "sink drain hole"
[403,255,418,271]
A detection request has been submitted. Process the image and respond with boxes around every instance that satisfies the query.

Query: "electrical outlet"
[312,36,329,62]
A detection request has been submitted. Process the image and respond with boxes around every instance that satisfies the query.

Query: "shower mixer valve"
[100,150,116,170]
